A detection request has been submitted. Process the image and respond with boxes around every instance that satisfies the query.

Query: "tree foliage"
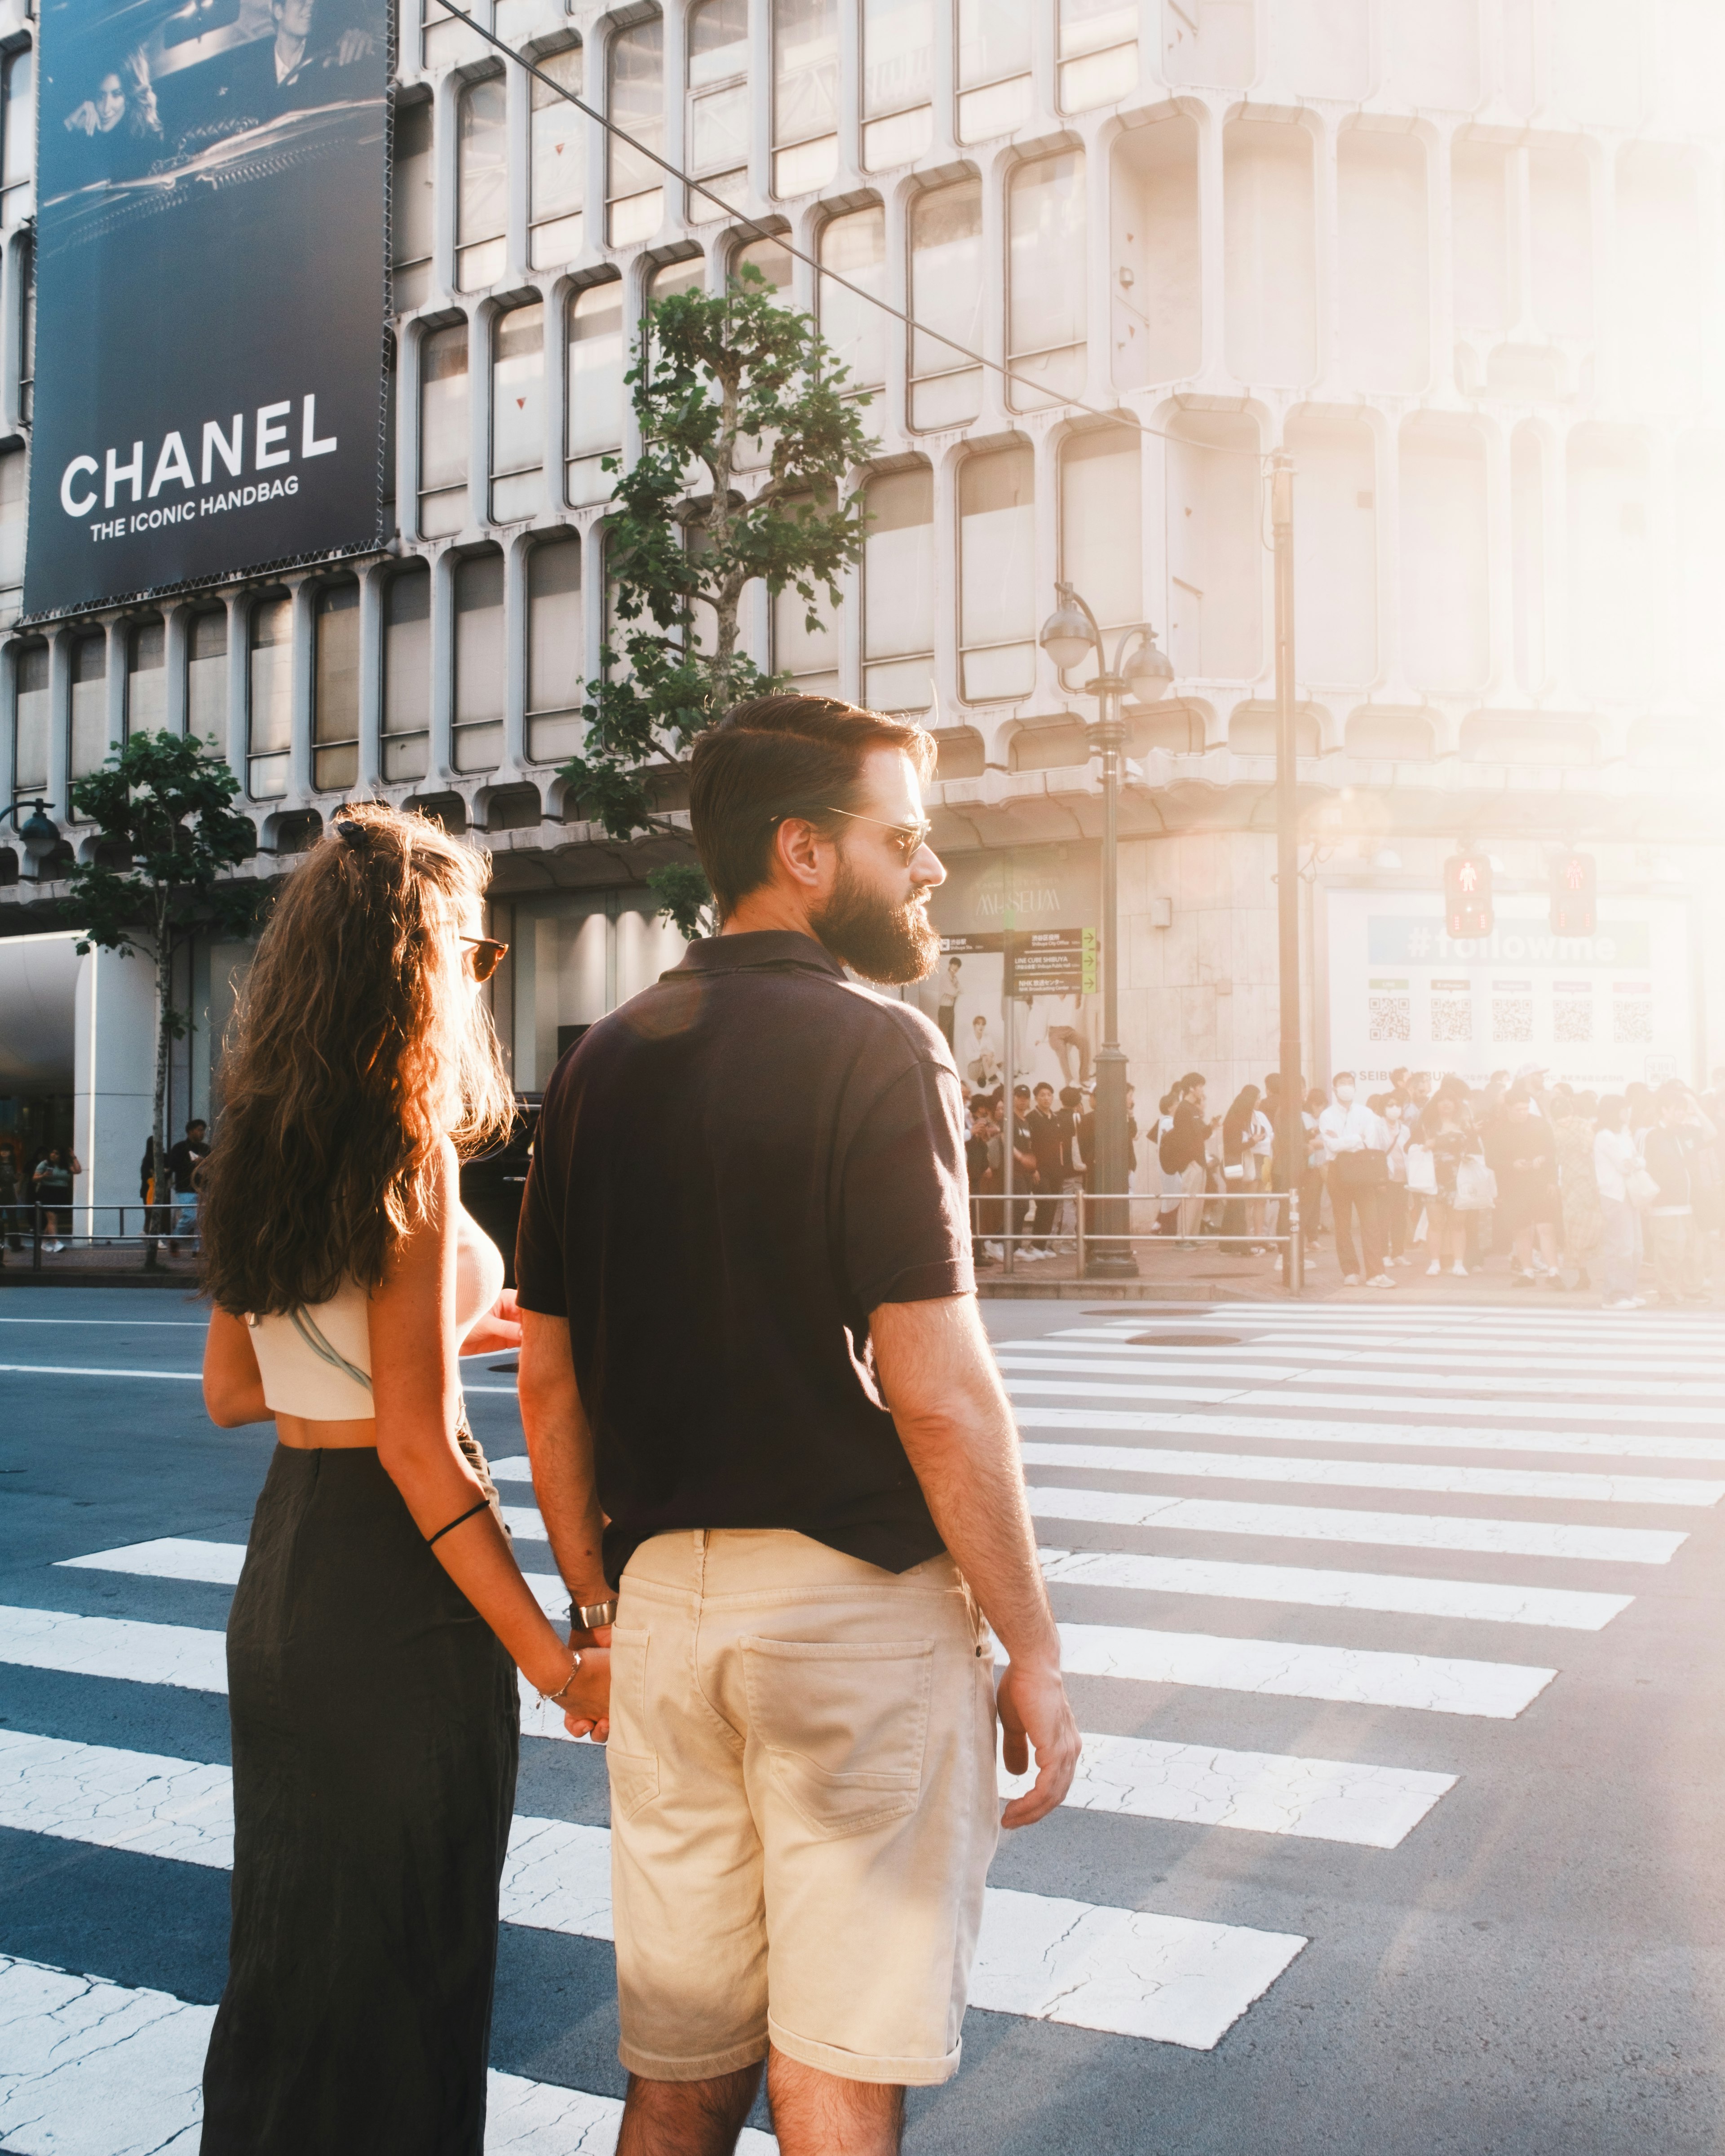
[67,730,265,1199]
[560,264,880,928]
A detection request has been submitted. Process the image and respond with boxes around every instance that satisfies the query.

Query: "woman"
[1554,1090,1603,1292]
[1371,1093,1411,1265]
[197,805,609,2155]
[1486,1087,1561,1286]
[1422,1090,1480,1277]
[31,1144,81,1252]
[1219,1086,1265,1254]
[1593,1094,1645,1310]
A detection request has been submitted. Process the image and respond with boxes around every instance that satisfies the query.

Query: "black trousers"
[202,1443,519,2156]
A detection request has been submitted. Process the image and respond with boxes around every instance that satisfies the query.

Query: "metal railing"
[0,1202,200,1273]
[973,1188,1305,1293]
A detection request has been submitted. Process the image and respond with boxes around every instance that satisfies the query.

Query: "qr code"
[1554,1002,1592,1043]
[1493,998,1533,1043]
[1369,995,1411,1043]
[1615,1002,1654,1045]
[1431,996,1473,1043]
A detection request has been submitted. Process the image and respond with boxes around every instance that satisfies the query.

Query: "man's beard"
[811,853,940,985]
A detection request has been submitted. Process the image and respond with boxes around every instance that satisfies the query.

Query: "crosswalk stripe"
[1038,1545,1631,1631]
[1024,1486,1688,1563]
[1013,1405,1725,1464]
[1026,1330,1725,1370]
[0,1728,1306,2048]
[1015,1438,1725,1507]
[0,1953,779,2155]
[999,1351,1725,1404]
[1228,1388,1725,1427]
[1048,1621,1554,1718]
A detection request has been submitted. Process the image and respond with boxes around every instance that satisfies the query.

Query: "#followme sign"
[25,0,389,615]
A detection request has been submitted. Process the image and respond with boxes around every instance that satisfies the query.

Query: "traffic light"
[1551,850,1597,936]
[1444,852,1493,939]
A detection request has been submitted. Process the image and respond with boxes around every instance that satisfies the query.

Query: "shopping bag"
[1405,1144,1438,1196]
[1452,1156,1497,1211]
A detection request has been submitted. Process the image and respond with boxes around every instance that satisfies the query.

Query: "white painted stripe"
[1013,1405,1725,1464]
[0,1317,208,1327]
[1037,1544,1631,1631]
[0,1736,1302,2052]
[1017,1332,1725,1371]
[1232,1389,1725,1427]
[56,1538,572,1621]
[1047,1621,1554,1718]
[1015,1437,1725,1507]
[1024,1485,1688,1563]
[0,1364,203,1382]
[0,1955,778,2155]
[972,1889,1304,2050]
[1001,1728,1454,1847]
[999,1350,1725,1404]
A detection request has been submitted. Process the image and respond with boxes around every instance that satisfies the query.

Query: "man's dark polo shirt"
[1026,1105,1065,1188]
[514,930,975,1587]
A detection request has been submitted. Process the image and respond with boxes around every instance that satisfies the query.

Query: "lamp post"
[1037,583,1175,1278]
[1,799,62,875]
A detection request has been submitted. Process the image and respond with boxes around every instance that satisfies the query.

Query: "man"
[166,1117,211,1251]
[964,1011,1000,1091]
[1044,992,1091,1085]
[1025,1080,1066,1258]
[1318,1072,1393,1287]
[1159,1072,1211,1247]
[1007,1081,1036,1258]
[935,954,962,1054]
[514,696,1079,2156]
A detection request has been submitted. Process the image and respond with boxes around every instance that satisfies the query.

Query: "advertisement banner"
[1326,888,1693,1092]
[25,0,389,615]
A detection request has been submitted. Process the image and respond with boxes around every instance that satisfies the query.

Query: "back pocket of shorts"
[606,1626,659,1820]
[740,1636,934,1839]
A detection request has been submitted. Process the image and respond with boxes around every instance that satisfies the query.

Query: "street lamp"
[1037,581,1175,1278]
[1,798,62,872]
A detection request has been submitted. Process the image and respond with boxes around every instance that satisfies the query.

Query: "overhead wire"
[427,0,1269,466]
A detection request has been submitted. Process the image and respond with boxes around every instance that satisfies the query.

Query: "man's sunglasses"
[460,935,510,982]
[768,806,934,864]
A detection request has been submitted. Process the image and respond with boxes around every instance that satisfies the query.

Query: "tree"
[67,731,264,1214]
[560,262,880,934]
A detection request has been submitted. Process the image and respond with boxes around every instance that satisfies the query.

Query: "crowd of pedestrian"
[965,1056,1725,1308]
[0,1137,84,1255]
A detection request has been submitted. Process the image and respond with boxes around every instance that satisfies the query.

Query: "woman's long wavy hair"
[199,804,514,1316]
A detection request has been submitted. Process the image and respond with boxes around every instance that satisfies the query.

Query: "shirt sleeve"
[843,1059,976,1311]
[512,1149,569,1316]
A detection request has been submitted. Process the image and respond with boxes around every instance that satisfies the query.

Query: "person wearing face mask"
[1370,1092,1412,1265]
[1318,1074,1394,1288]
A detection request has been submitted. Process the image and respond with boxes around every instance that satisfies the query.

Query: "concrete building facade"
[2,0,1723,1208]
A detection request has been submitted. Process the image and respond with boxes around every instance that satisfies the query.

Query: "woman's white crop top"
[248,1211,506,1420]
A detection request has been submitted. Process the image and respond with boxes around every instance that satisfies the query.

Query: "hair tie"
[335,818,370,851]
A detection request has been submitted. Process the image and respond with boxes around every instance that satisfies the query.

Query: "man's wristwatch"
[571,1599,618,1631]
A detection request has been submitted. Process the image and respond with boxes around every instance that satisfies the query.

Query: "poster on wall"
[1325,888,1693,1092]
[914,846,1100,1094]
[25,0,389,615]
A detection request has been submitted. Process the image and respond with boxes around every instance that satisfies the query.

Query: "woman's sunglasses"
[460,935,510,983]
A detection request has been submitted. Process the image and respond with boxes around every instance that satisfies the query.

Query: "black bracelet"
[426,1497,492,1548]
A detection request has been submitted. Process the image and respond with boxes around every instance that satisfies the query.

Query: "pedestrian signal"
[1550,850,1597,936]
[1444,852,1493,939]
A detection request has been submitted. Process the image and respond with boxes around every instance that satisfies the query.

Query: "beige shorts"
[607,1528,1000,2088]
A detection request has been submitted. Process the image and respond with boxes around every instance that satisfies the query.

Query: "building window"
[383,564,431,782]
[530,47,584,269]
[1008,150,1086,411]
[818,208,886,391]
[566,279,624,508]
[957,0,1031,141]
[648,255,705,308]
[909,179,982,430]
[13,638,47,793]
[125,617,166,738]
[1,46,33,228]
[18,235,32,425]
[492,302,545,523]
[862,0,933,169]
[687,0,748,224]
[607,18,664,247]
[1059,429,1140,684]
[186,608,227,742]
[248,595,293,800]
[862,465,933,711]
[774,0,838,197]
[526,532,584,762]
[959,446,1035,702]
[457,75,507,292]
[1059,0,1136,109]
[313,582,360,791]
[419,321,469,539]
[393,98,434,311]
[70,629,107,781]
[773,505,840,695]
[0,442,23,625]
[453,550,504,773]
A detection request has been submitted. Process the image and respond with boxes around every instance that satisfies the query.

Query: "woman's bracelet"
[537,1652,583,1708]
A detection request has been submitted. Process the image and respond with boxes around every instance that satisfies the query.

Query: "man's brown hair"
[687,694,936,919]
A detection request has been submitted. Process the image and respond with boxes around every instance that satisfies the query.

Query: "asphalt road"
[2,1284,1723,2153]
